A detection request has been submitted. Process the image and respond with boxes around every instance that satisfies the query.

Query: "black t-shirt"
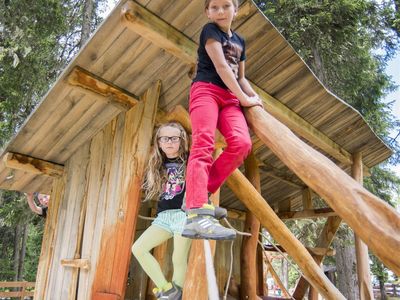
[156,158,186,214]
[40,206,48,218]
[193,22,246,89]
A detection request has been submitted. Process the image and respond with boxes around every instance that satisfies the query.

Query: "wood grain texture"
[244,106,400,275]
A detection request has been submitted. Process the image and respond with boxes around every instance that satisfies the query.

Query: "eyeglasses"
[158,136,181,143]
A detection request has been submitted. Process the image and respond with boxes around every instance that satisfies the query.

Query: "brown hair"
[142,122,189,201]
[204,0,239,9]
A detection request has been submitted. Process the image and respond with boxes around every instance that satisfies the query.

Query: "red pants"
[186,82,252,209]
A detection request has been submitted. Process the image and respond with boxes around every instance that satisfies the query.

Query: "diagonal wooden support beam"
[3,152,64,177]
[67,66,139,111]
[293,216,342,299]
[226,169,345,299]
[159,105,344,298]
[121,0,357,167]
[245,105,400,275]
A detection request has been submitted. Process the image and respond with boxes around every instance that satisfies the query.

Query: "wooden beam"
[34,177,65,299]
[263,252,291,299]
[163,104,344,298]
[352,152,374,300]
[226,169,345,299]
[241,152,262,299]
[259,162,305,189]
[121,1,358,168]
[67,66,139,111]
[245,106,400,275]
[61,259,90,270]
[91,81,160,299]
[278,208,337,220]
[264,245,335,257]
[121,1,197,66]
[3,152,64,178]
[302,188,313,210]
[183,149,221,300]
[293,218,341,299]
[293,216,342,299]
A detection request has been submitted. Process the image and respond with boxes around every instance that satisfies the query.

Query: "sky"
[385,52,400,176]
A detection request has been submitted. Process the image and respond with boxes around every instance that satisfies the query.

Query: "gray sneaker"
[181,202,227,220]
[156,282,182,300]
[182,204,236,240]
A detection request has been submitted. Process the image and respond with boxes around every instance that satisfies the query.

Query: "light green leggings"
[132,225,192,289]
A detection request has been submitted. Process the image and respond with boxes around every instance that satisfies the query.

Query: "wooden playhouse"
[0,0,399,299]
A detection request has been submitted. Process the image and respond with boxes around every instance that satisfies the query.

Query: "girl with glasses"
[132,122,191,300]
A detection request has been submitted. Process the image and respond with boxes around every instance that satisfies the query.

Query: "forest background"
[0,0,399,299]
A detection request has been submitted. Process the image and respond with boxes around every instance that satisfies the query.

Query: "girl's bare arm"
[205,39,261,107]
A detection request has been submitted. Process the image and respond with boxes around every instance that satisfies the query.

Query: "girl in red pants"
[182,0,262,240]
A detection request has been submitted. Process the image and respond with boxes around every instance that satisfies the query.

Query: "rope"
[204,240,220,300]
[139,213,303,299]
[138,214,156,221]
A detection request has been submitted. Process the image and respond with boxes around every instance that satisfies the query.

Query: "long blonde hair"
[142,122,189,201]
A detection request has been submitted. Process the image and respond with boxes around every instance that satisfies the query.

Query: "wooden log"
[257,238,267,296]
[91,81,160,299]
[264,245,335,257]
[226,169,345,299]
[182,150,221,300]
[67,66,139,111]
[244,106,400,275]
[61,259,90,270]
[263,252,291,298]
[302,188,313,210]
[121,1,197,66]
[120,0,359,168]
[3,152,64,178]
[292,216,342,299]
[278,208,337,220]
[241,152,262,300]
[352,152,374,300]
[161,105,343,298]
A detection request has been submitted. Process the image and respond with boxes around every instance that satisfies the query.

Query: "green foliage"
[257,0,400,290]
[0,0,113,282]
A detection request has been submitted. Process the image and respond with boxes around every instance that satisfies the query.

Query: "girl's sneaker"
[153,283,182,300]
[182,204,236,240]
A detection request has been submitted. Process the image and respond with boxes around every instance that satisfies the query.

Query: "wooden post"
[292,216,342,299]
[257,242,267,296]
[352,152,374,300]
[182,150,222,300]
[226,169,345,299]
[34,176,65,300]
[91,81,160,299]
[244,106,400,275]
[240,152,261,300]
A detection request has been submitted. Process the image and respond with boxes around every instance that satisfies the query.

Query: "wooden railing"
[373,283,400,297]
[0,281,35,299]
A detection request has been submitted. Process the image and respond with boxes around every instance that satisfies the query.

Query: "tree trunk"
[378,279,387,300]
[17,224,28,281]
[80,0,94,47]
[13,224,22,281]
[334,237,359,300]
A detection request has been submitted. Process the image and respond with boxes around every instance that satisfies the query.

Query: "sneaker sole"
[181,229,236,240]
